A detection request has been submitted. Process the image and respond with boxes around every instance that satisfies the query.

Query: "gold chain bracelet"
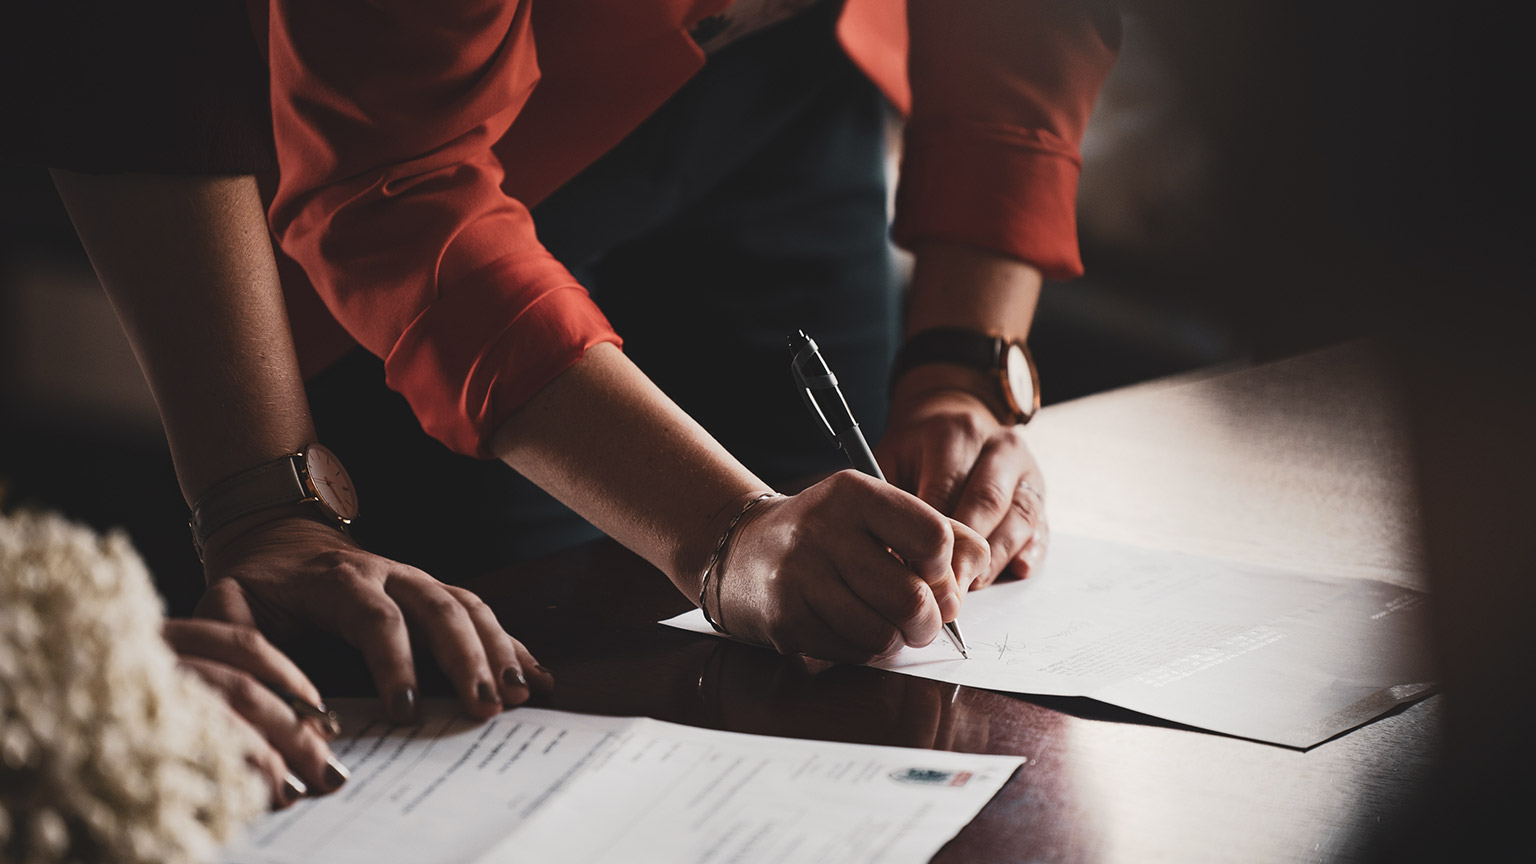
[699,492,779,634]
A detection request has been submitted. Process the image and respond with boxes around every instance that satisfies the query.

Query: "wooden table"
[318,343,1440,862]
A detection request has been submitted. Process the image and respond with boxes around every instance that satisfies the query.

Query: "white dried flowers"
[0,509,266,864]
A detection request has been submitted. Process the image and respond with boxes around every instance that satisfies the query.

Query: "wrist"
[188,443,358,560]
[696,491,780,634]
[890,363,1008,421]
[890,328,1040,426]
[199,506,351,570]
[683,487,780,599]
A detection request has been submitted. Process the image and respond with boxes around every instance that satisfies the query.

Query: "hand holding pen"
[704,472,988,663]
[788,330,981,659]
[684,329,987,664]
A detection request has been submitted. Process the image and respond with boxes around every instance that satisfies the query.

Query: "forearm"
[489,343,766,599]
[905,240,1042,337]
[51,171,315,504]
[897,241,1043,409]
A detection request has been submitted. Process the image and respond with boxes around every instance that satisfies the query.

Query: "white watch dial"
[304,445,359,522]
[1003,343,1038,421]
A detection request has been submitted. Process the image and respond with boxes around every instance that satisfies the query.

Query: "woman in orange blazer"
[225,1,1119,681]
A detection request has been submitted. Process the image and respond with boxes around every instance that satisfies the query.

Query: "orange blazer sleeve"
[891,0,1120,280]
[265,0,620,458]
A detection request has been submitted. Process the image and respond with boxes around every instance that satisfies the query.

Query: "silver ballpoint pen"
[789,329,970,659]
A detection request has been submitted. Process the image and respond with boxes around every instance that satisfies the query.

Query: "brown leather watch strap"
[189,454,310,556]
[891,328,1006,382]
[891,327,1038,424]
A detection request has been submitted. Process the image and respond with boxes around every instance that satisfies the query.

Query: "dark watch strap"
[891,327,1007,381]
[891,326,1038,425]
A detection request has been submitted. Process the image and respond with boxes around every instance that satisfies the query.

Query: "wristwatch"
[891,327,1041,425]
[189,443,359,558]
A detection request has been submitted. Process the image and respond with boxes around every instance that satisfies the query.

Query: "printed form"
[220,700,1021,864]
[665,534,1435,747]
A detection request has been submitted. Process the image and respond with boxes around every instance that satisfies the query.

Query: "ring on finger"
[1017,478,1044,501]
[1014,479,1044,523]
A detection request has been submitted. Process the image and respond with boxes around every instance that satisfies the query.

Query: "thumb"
[947,518,990,596]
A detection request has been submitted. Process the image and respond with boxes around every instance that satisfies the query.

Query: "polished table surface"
[316,343,1438,862]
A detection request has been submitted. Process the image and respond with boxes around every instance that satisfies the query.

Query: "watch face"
[1003,343,1040,422]
[303,444,359,522]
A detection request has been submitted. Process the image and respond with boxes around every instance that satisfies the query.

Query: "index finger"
[165,618,325,710]
[314,579,421,726]
[839,472,962,618]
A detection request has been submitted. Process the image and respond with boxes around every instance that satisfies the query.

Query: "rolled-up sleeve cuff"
[892,121,1085,281]
[384,251,622,458]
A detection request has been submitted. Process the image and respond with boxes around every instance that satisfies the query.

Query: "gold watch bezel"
[998,340,1041,425]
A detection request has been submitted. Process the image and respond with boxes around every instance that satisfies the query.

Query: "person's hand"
[194,516,555,727]
[877,383,1048,588]
[707,471,990,663]
[166,618,346,809]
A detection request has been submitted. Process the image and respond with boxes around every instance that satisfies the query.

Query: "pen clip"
[792,356,838,442]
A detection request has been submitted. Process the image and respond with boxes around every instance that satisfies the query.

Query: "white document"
[221,700,1022,864]
[663,534,1434,748]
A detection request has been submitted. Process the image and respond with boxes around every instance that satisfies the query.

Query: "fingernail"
[323,756,350,791]
[389,687,418,725]
[503,667,528,689]
[477,681,499,704]
[281,690,334,728]
[283,772,308,801]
